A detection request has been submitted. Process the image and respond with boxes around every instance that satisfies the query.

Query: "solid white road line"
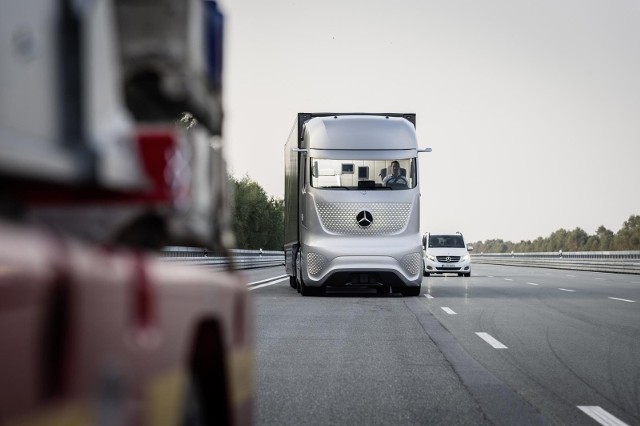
[441,307,457,315]
[577,406,629,426]
[424,294,434,299]
[249,277,289,291]
[608,297,636,303]
[526,282,540,286]
[475,332,508,349]
[558,288,576,292]
[247,274,288,286]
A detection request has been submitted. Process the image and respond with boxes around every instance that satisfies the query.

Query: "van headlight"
[462,254,470,261]
[426,254,436,262]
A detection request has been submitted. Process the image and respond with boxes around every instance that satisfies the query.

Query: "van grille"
[437,256,461,263]
[315,202,412,235]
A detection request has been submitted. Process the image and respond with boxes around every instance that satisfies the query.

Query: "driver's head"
[390,161,400,176]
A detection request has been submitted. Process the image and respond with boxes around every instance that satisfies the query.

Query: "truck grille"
[315,202,412,235]
[436,256,461,263]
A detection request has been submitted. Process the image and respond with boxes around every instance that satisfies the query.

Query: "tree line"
[229,175,284,250]
[228,175,640,254]
[472,215,640,253]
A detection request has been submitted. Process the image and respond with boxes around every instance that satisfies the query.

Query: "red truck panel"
[0,223,253,425]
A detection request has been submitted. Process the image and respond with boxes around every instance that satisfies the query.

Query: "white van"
[422,232,472,277]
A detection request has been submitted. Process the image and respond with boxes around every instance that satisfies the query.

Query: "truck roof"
[301,114,418,151]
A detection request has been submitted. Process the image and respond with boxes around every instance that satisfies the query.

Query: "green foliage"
[229,174,284,250]
[472,215,640,253]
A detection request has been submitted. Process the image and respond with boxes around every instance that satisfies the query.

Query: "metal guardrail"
[162,247,640,275]
[161,247,285,270]
[472,250,640,275]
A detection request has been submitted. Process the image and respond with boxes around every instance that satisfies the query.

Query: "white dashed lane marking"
[608,297,636,303]
[526,282,540,286]
[558,288,576,292]
[475,332,508,349]
[504,278,513,281]
[578,406,629,426]
[424,294,434,299]
[441,307,457,315]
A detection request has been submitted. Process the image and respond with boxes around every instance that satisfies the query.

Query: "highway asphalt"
[243,264,640,425]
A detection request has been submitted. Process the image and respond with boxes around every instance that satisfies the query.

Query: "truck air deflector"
[303,116,418,151]
[307,149,417,160]
[298,113,416,142]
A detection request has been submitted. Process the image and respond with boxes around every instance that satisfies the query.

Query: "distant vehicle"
[422,232,472,277]
[284,113,431,296]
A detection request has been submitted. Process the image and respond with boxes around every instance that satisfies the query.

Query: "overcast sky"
[218,0,640,243]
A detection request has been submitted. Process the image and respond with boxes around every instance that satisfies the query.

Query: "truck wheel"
[186,320,230,425]
[400,286,421,297]
[289,276,297,289]
[300,278,323,296]
[299,277,310,296]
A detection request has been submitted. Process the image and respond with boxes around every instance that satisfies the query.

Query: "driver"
[382,161,408,187]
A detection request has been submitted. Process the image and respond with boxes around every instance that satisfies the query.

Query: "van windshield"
[310,158,416,190]
[429,235,465,248]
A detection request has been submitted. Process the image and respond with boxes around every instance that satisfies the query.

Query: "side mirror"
[466,244,474,252]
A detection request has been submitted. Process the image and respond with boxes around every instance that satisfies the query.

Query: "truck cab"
[285,113,431,296]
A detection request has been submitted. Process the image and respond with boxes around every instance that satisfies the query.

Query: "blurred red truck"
[0,0,252,424]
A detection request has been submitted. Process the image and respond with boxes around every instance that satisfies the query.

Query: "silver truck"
[284,113,431,296]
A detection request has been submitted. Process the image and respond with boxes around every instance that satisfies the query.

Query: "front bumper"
[424,257,471,274]
[302,252,423,288]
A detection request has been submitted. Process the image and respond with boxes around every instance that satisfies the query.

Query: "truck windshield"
[310,158,417,190]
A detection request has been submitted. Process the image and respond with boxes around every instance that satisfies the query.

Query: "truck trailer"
[284,113,431,296]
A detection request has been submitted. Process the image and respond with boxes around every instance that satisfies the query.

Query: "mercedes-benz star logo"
[356,210,373,227]
[445,256,451,262]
